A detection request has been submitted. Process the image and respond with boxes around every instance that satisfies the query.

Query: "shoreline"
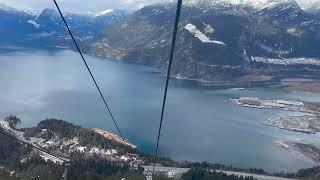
[91,128,137,149]
[275,140,320,166]
[231,97,320,165]
[0,117,316,178]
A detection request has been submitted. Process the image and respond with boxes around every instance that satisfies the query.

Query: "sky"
[0,0,170,13]
[0,0,318,13]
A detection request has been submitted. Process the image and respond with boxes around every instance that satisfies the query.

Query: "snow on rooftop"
[39,152,65,165]
[120,155,130,161]
[184,23,226,45]
[76,146,86,153]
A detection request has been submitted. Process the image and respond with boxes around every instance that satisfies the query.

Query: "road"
[0,120,69,165]
[217,170,297,180]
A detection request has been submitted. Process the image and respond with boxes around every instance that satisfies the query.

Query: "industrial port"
[231,97,320,165]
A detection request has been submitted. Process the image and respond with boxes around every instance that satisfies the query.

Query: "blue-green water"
[0,50,320,172]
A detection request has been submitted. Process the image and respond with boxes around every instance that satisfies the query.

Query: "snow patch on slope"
[184,23,225,45]
[95,9,114,16]
[258,43,290,55]
[27,20,40,29]
[253,57,320,66]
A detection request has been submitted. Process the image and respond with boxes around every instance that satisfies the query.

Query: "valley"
[2,1,320,82]
[1,0,320,179]
[87,0,320,82]
[0,50,319,172]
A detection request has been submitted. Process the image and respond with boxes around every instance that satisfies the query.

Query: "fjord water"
[0,50,319,172]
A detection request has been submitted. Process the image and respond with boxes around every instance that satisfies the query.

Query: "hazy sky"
[0,0,170,13]
[0,0,318,13]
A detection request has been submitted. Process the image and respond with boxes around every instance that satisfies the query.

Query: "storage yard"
[231,97,320,165]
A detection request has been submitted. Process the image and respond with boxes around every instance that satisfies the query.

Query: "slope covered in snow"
[27,20,40,28]
[184,23,226,45]
[0,4,129,48]
[95,9,115,17]
[0,3,38,15]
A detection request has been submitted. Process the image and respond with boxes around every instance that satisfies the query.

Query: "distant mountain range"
[0,4,128,49]
[2,1,320,81]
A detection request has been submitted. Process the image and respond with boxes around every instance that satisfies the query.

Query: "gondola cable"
[52,0,124,139]
[3,0,183,179]
[54,0,183,178]
[152,0,183,177]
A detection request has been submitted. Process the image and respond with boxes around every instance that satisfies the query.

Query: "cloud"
[0,0,314,13]
[0,0,169,13]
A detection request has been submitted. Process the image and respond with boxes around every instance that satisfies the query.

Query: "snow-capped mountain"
[0,4,40,46]
[90,0,320,81]
[2,1,320,81]
[0,5,128,48]
[184,0,297,10]
[94,9,129,27]
[184,0,320,15]
[0,3,38,16]
[33,8,128,37]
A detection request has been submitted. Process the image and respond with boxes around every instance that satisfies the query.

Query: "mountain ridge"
[2,2,320,81]
[0,5,128,49]
[88,0,320,82]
